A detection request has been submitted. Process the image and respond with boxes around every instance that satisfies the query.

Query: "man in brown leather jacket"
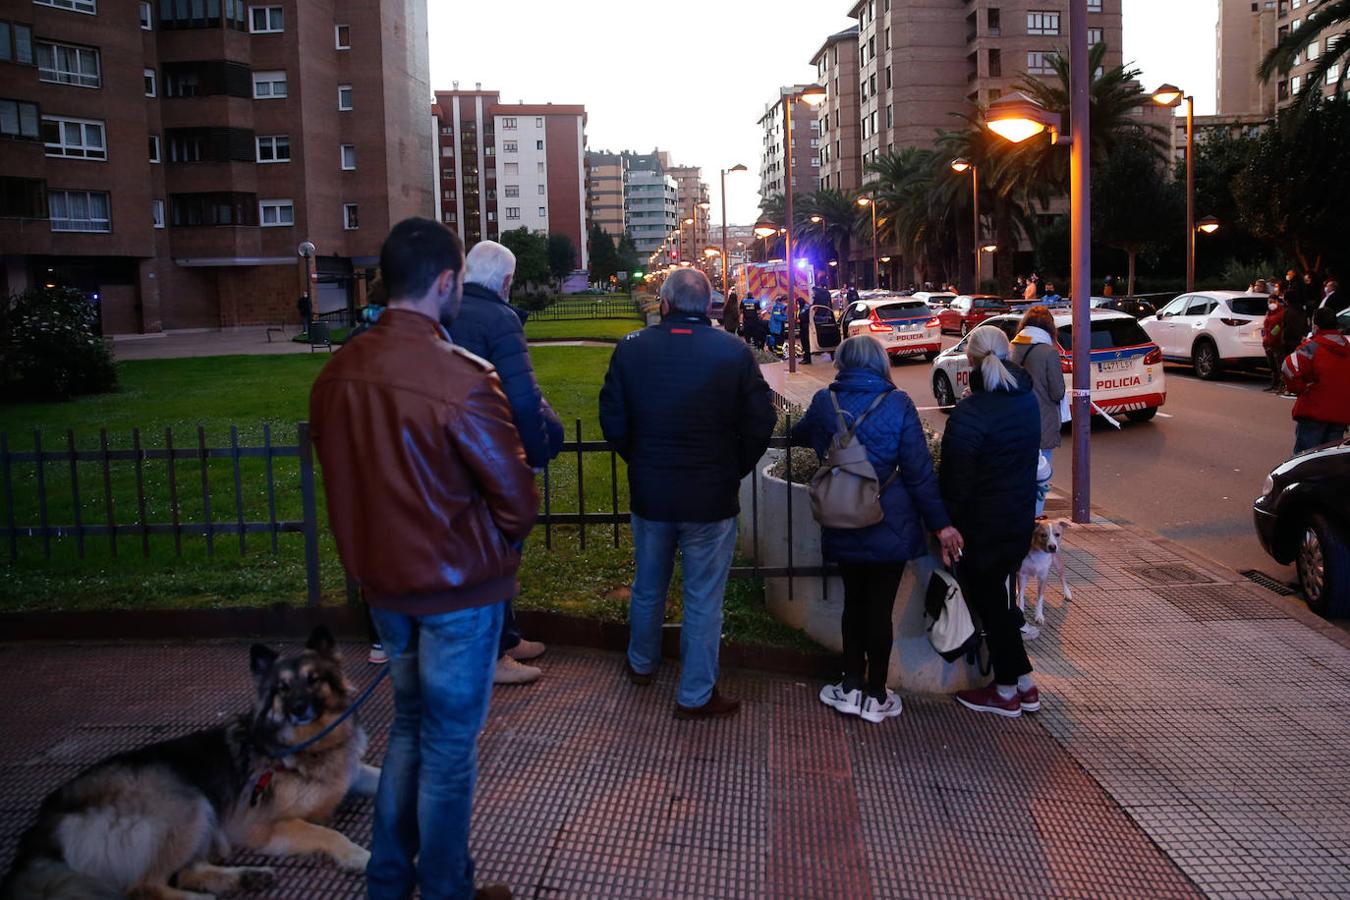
[310,217,537,900]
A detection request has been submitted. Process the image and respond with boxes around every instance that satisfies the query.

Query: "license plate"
[1097,360,1131,373]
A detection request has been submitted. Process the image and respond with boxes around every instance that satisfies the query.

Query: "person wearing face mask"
[1262,294,1288,392]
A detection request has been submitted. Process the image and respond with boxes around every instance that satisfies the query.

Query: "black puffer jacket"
[939,363,1041,567]
[599,314,776,522]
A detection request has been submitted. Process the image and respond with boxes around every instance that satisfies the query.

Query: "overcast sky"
[429,0,1218,226]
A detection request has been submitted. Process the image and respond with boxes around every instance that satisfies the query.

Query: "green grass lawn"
[0,349,813,650]
[523,318,643,342]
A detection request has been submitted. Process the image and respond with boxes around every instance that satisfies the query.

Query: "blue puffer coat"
[790,368,951,563]
[939,363,1040,568]
[444,282,562,468]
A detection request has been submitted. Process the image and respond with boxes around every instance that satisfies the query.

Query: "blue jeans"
[1035,449,1053,517]
[628,514,738,708]
[367,602,504,900]
[1294,419,1347,454]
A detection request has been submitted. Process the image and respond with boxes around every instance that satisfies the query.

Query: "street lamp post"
[1151,83,1195,292]
[720,164,747,294]
[984,5,1090,523]
[856,194,878,289]
[950,158,981,292]
[779,84,828,374]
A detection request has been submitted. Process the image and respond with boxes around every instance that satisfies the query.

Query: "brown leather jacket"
[309,308,539,614]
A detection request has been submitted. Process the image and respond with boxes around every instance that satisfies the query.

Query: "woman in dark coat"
[723,291,741,335]
[791,335,963,724]
[941,325,1042,719]
[1009,305,1066,516]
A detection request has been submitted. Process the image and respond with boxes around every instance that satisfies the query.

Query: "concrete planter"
[738,453,984,694]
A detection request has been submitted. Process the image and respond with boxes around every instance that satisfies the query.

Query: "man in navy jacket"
[600,268,776,718]
[445,241,564,685]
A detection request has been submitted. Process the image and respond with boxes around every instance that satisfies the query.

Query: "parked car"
[1254,439,1350,617]
[938,295,1011,335]
[912,291,957,310]
[1140,291,1268,379]
[931,309,1166,421]
[1096,297,1159,320]
[839,297,942,362]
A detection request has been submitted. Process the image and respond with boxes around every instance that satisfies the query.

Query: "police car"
[930,309,1167,421]
[840,296,943,362]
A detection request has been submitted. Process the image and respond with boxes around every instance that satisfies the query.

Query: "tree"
[547,233,577,290]
[1189,130,1266,280]
[499,227,549,290]
[1092,132,1183,296]
[1259,0,1350,119]
[616,235,640,274]
[1232,96,1350,278]
[588,223,620,285]
[795,189,865,281]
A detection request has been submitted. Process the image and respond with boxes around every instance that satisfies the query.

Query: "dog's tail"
[0,852,120,900]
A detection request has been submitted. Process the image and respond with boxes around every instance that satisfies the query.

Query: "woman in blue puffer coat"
[791,335,963,724]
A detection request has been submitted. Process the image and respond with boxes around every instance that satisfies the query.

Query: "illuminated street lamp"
[719,164,747,293]
[777,83,827,373]
[984,11,1088,524]
[1152,83,1197,291]
[1197,215,1219,234]
[856,194,879,289]
[981,243,998,254]
[808,214,823,224]
[950,157,983,291]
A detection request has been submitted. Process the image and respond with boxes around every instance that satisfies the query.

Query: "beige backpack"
[808,391,897,529]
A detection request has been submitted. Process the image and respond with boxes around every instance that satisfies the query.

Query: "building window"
[1327,62,1340,82]
[152,198,164,228]
[0,22,34,65]
[340,144,355,169]
[1291,74,1302,93]
[0,99,40,141]
[1027,11,1060,35]
[537,161,544,173]
[144,68,156,96]
[256,134,289,162]
[42,116,105,160]
[335,24,349,48]
[259,198,294,226]
[139,1,153,28]
[337,85,352,110]
[343,202,358,229]
[35,42,100,87]
[886,104,893,127]
[538,206,546,217]
[885,65,892,88]
[0,176,47,218]
[248,6,283,33]
[1308,39,1318,60]
[170,191,258,226]
[148,134,160,162]
[989,48,1002,77]
[1087,0,1102,10]
[504,184,518,197]
[1027,51,1056,75]
[49,189,110,232]
[34,0,96,15]
[505,206,519,219]
[503,117,516,129]
[504,140,517,152]
[535,116,543,127]
[253,71,287,98]
[504,162,519,175]
[535,139,543,150]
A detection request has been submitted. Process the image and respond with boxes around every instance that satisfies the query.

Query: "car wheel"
[1126,407,1159,423]
[925,350,940,363]
[1297,513,1350,618]
[1193,339,1222,380]
[933,371,956,414]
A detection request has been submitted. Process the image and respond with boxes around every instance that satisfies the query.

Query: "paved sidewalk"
[112,326,316,360]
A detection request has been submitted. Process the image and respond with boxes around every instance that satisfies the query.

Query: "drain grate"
[1126,563,1216,586]
[1152,584,1290,621]
[1240,569,1298,597]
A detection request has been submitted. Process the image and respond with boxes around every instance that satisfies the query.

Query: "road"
[875,344,1300,586]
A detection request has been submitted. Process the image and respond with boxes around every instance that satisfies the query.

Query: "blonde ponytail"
[966,325,1020,392]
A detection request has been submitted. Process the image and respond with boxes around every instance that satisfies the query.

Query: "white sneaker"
[367,644,388,665]
[819,682,863,716]
[859,690,903,724]
[507,638,546,662]
[493,656,541,685]
[1020,622,1041,640]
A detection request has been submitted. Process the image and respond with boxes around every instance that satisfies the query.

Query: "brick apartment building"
[1218,0,1349,114]
[585,149,624,242]
[813,26,862,193]
[757,85,822,203]
[0,0,433,333]
[667,163,710,263]
[431,86,588,274]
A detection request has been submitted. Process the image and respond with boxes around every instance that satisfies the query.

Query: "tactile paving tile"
[0,641,1199,899]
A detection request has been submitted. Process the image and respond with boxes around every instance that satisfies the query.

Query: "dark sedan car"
[1096,297,1158,320]
[1254,439,1350,617]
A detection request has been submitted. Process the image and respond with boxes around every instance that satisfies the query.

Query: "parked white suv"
[1140,291,1270,380]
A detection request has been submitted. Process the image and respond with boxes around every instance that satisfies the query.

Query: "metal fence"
[2,417,827,606]
[527,295,646,322]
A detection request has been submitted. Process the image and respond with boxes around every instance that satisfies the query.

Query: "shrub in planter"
[1,287,117,401]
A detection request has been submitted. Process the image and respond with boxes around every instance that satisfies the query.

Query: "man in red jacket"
[1282,308,1350,453]
[311,217,537,900]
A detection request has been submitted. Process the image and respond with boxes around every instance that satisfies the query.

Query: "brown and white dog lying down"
[0,628,381,900]
[1017,518,1073,627]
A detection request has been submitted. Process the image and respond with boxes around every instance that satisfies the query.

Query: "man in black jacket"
[445,240,564,686]
[600,268,776,719]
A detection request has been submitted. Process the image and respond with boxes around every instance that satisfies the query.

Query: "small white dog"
[1017,518,1072,625]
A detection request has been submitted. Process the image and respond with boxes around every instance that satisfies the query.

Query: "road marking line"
[1156,412,1174,418]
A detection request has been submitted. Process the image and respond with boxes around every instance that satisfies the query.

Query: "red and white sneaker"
[955,683,1022,718]
[1019,686,1041,713]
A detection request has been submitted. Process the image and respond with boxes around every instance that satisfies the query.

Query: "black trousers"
[958,553,1032,686]
[1266,348,1283,389]
[838,560,907,699]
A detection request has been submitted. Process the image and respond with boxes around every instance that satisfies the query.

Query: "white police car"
[930,309,1167,421]
[840,296,943,362]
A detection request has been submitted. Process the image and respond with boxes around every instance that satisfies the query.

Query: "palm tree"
[795,189,865,282]
[865,147,960,286]
[1259,0,1350,118]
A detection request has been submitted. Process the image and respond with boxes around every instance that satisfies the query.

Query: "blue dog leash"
[266,665,390,759]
